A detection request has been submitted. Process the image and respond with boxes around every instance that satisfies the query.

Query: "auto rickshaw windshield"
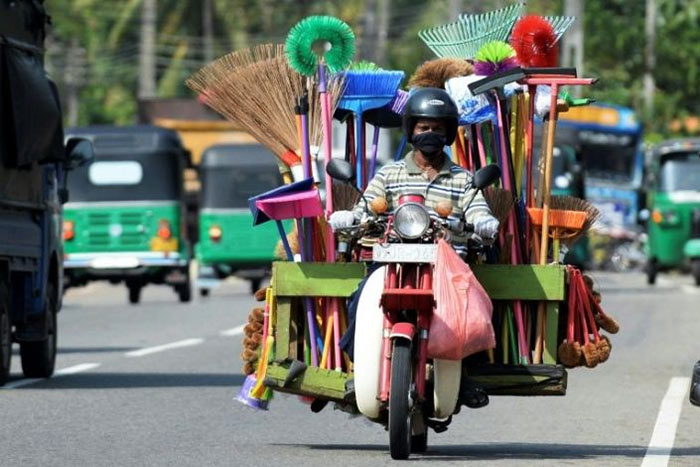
[659,153,700,192]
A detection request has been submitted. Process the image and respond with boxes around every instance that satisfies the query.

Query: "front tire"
[389,339,413,460]
[20,283,57,378]
[646,260,657,285]
[199,288,210,298]
[0,280,11,385]
[177,281,192,303]
[692,260,700,286]
[128,284,142,304]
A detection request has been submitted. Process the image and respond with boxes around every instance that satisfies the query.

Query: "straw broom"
[186,44,344,170]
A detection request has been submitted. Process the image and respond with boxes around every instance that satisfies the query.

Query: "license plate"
[372,244,437,263]
[90,257,140,269]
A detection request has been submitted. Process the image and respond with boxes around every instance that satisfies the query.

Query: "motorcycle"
[326,159,500,459]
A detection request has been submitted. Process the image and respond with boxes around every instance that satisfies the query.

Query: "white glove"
[329,210,356,231]
[473,215,500,244]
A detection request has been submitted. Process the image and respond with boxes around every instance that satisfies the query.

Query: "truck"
[0,0,92,385]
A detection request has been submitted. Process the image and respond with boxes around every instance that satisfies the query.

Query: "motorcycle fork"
[414,264,432,401]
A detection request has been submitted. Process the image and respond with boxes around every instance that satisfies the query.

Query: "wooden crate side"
[274,298,292,361]
[471,265,566,301]
[543,302,560,365]
[265,363,349,401]
[272,262,366,297]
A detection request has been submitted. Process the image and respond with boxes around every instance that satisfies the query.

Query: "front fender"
[390,322,415,341]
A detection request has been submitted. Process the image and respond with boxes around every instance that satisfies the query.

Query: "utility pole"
[376,0,390,65]
[64,38,86,127]
[202,0,214,64]
[138,0,157,98]
[644,0,656,119]
[562,0,584,97]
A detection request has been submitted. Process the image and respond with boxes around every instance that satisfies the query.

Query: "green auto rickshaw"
[195,144,287,296]
[644,138,700,285]
[63,125,192,303]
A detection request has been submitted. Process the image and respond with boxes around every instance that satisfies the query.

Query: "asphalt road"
[1,272,699,466]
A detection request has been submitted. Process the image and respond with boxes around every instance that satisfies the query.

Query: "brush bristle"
[285,15,355,76]
[408,58,473,89]
[510,15,559,68]
[483,187,514,224]
[341,70,405,99]
[389,89,410,114]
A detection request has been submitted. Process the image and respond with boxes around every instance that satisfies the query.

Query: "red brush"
[510,15,559,68]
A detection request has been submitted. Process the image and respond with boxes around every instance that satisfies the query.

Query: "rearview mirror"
[473,164,501,190]
[64,137,94,171]
[326,158,355,184]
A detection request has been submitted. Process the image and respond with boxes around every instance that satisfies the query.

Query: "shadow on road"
[12,346,140,356]
[287,443,700,461]
[12,372,246,389]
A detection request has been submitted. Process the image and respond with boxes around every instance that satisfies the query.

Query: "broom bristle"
[332,182,362,211]
[550,196,601,244]
[285,15,355,76]
[341,70,405,100]
[510,15,559,68]
[597,335,611,363]
[582,342,599,368]
[483,187,515,224]
[186,45,344,164]
[595,314,620,335]
[240,348,258,362]
[250,307,264,324]
[254,287,267,302]
[408,58,474,89]
[242,361,256,375]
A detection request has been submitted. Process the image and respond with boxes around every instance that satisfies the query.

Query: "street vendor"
[330,88,500,366]
[329,87,500,251]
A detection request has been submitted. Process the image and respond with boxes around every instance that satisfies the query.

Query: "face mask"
[412,131,447,158]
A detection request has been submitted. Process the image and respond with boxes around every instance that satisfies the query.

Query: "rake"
[418,4,523,59]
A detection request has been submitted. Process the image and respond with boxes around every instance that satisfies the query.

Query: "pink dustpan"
[255,190,323,221]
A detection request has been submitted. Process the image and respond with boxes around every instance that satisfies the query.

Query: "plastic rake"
[543,16,576,43]
[418,4,524,59]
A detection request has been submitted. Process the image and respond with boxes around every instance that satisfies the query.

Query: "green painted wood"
[272,262,366,297]
[471,265,566,301]
[543,302,560,365]
[265,363,349,401]
[275,298,292,361]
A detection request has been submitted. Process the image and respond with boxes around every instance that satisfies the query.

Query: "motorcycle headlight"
[394,203,431,239]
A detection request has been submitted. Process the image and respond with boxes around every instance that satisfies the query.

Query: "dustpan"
[248,178,315,225]
[255,190,323,221]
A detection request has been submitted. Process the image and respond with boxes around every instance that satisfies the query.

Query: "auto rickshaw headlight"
[652,209,680,225]
[157,219,172,239]
[63,220,75,241]
[209,225,223,243]
[651,210,663,224]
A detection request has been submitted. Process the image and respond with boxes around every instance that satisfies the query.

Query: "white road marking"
[2,362,101,389]
[641,377,690,467]
[125,338,204,357]
[681,285,699,295]
[220,324,245,337]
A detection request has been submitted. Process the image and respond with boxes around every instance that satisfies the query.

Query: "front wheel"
[177,281,192,303]
[646,260,657,285]
[20,283,57,378]
[691,260,700,287]
[389,339,413,460]
[128,284,142,304]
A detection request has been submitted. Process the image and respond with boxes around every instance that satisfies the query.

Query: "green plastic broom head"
[475,41,516,64]
[349,60,382,71]
[285,15,355,76]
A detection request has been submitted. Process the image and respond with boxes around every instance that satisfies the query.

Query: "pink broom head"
[510,15,559,68]
[473,41,520,76]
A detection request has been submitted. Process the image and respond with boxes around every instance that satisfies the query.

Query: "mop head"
[243,336,260,350]
[285,15,355,76]
[408,58,473,89]
[254,287,267,302]
[274,229,299,260]
[241,348,259,363]
[242,361,256,375]
[597,335,611,363]
[595,313,620,335]
[510,15,559,68]
[558,340,583,368]
[473,41,519,76]
[582,342,599,368]
[244,321,263,335]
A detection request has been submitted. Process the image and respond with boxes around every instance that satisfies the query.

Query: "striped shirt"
[353,151,493,251]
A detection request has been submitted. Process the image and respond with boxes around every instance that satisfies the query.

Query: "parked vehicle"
[195,144,287,295]
[1,0,92,385]
[643,139,700,285]
[62,126,192,304]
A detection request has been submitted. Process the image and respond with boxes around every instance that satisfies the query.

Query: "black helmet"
[402,88,459,145]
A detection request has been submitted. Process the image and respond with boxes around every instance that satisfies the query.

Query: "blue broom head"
[338,70,405,114]
[235,374,271,410]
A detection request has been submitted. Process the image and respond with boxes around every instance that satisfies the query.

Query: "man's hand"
[473,215,500,244]
[329,210,356,231]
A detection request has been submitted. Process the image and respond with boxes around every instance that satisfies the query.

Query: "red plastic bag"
[428,240,495,360]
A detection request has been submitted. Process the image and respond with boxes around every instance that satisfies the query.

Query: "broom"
[338,70,404,189]
[483,187,515,225]
[408,58,473,89]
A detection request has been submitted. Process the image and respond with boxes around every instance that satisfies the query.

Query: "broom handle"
[369,125,380,179]
[355,114,363,190]
[394,135,407,161]
[525,86,536,264]
[539,84,559,265]
[476,124,487,168]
